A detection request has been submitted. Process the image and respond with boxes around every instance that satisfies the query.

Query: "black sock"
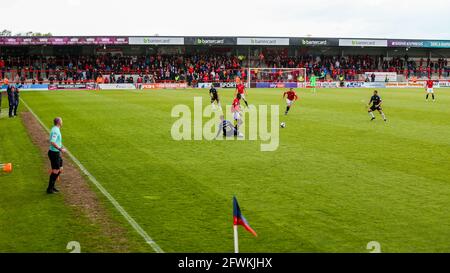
[432,94,435,100]
[286,106,290,113]
[47,173,58,192]
[244,100,248,107]
[426,94,429,99]
[222,121,227,137]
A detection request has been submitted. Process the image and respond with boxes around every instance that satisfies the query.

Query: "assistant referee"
[47,117,66,194]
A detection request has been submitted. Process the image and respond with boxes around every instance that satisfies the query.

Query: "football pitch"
[2,87,450,253]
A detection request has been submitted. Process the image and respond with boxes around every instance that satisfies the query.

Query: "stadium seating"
[0,53,448,84]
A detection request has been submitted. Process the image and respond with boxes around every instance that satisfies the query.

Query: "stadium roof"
[1,36,450,48]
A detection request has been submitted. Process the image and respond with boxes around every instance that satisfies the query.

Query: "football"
[280,122,286,128]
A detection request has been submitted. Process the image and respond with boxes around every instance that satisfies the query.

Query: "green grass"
[0,108,138,252]
[8,87,450,252]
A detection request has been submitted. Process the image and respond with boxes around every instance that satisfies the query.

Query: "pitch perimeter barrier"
[197,83,212,88]
[97,83,136,90]
[255,82,299,88]
[2,81,449,91]
[139,83,188,89]
[213,82,250,88]
[202,81,448,89]
[0,83,48,91]
[48,83,96,90]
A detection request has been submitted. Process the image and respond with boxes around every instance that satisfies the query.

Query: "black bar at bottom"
[0,253,446,272]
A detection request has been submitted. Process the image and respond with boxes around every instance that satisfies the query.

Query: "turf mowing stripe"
[20,98,164,253]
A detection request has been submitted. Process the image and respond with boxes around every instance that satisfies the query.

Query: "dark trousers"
[8,101,14,117]
[13,99,19,116]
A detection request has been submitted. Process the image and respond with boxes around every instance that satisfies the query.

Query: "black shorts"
[211,95,219,103]
[48,150,63,170]
[370,105,382,111]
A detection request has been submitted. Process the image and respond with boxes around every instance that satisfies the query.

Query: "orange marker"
[1,163,12,173]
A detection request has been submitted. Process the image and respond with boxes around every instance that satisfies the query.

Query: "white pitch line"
[20,98,164,253]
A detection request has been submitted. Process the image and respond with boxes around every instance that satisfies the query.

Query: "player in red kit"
[232,93,243,133]
[425,79,435,101]
[283,88,298,115]
[234,82,249,107]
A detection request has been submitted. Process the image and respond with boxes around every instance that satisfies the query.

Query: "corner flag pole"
[234,224,239,253]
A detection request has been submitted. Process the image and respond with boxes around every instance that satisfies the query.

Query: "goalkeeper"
[310,74,317,93]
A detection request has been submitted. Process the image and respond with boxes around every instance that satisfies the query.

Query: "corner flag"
[233,196,257,253]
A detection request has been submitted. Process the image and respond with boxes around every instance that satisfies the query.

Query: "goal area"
[247,68,307,88]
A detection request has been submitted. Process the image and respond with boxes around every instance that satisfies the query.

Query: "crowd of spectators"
[0,54,245,85]
[0,53,448,85]
[256,54,449,80]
